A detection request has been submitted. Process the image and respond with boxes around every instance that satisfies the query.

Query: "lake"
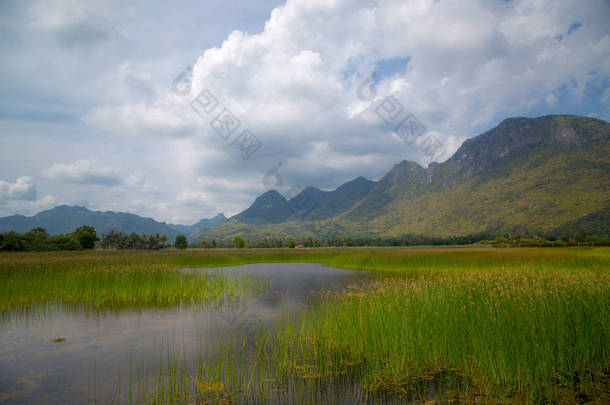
[0,263,377,404]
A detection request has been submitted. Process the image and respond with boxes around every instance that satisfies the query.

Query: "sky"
[1,0,609,224]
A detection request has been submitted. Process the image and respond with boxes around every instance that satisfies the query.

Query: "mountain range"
[1,115,608,241]
[0,205,227,239]
[195,114,610,240]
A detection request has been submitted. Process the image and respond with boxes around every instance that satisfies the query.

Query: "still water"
[0,263,371,404]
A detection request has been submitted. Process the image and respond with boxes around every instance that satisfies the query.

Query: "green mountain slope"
[364,139,610,236]
[195,114,610,241]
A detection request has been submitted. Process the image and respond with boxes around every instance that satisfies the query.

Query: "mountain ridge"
[2,114,608,241]
[0,205,226,238]
[195,114,610,240]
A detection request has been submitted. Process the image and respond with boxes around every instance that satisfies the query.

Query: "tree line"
[99,230,171,250]
[196,232,610,249]
[194,234,495,248]
[0,226,195,251]
[2,227,608,252]
[0,227,176,251]
[0,226,99,251]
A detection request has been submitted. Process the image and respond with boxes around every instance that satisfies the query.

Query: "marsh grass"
[270,248,610,403]
[277,272,609,403]
[1,247,608,403]
[0,251,249,317]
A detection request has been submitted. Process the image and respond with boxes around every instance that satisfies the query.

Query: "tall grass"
[2,247,608,403]
[277,271,609,403]
[266,248,609,403]
[0,251,248,316]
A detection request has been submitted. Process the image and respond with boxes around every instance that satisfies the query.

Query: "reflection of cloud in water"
[200,262,365,309]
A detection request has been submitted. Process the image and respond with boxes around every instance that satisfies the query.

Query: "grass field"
[1,247,608,403]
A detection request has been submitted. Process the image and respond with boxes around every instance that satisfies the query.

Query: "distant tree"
[287,239,296,248]
[23,227,49,250]
[585,235,600,246]
[0,231,25,251]
[127,232,146,249]
[147,233,164,250]
[493,236,509,245]
[211,240,217,248]
[341,236,352,247]
[74,226,99,249]
[64,237,82,250]
[234,236,245,249]
[175,234,188,249]
[100,230,167,250]
[575,232,588,246]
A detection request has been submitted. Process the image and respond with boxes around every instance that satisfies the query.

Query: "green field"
[1,247,608,404]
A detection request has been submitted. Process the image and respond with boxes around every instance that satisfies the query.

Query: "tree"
[211,240,217,248]
[64,237,82,250]
[287,239,296,248]
[493,236,509,245]
[23,227,49,250]
[234,236,245,249]
[175,234,187,249]
[127,232,146,250]
[74,226,99,249]
[0,231,25,251]
[575,232,588,246]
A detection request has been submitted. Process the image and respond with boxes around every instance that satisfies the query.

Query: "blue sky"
[1,0,609,224]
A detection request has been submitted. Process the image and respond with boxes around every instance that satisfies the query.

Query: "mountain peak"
[336,176,373,191]
[233,189,292,224]
[257,189,286,200]
[444,114,610,182]
[378,160,426,188]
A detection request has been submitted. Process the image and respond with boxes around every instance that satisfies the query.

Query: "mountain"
[4,115,606,242]
[167,214,227,234]
[0,206,226,239]
[288,177,375,221]
[232,190,294,224]
[195,115,610,240]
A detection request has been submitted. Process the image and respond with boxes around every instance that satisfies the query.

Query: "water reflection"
[0,263,368,405]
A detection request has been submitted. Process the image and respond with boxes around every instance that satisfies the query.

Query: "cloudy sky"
[1,0,609,224]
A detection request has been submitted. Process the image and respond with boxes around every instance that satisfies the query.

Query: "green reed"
[2,247,608,403]
[0,252,247,316]
[276,271,609,403]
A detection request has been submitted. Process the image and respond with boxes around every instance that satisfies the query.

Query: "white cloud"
[83,0,610,170]
[44,159,122,186]
[0,177,37,201]
[3,0,610,223]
